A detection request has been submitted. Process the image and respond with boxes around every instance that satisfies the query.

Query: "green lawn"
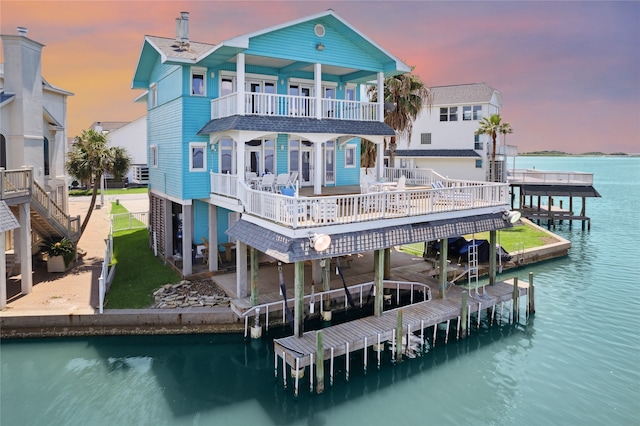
[69,187,148,197]
[401,223,555,257]
[105,201,179,309]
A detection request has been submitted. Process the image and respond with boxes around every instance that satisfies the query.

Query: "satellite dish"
[503,210,522,224]
[309,233,331,252]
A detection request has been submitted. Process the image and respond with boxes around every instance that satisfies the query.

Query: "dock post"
[309,353,314,394]
[250,247,259,306]
[364,337,368,373]
[321,259,332,321]
[396,309,403,362]
[384,247,391,279]
[330,347,334,386]
[512,276,519,322]
[374,249,384,317]
[377,333,382,368]
[460,291,468,339]
[345,342,350,381]
[316,331,324,394]
[439,238,449,299]
[528,272,536,315]
[294,261,304,338]
[489,230,497,286]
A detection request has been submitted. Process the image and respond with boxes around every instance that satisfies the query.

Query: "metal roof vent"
[17,27,28,36]
[175,11,190,51]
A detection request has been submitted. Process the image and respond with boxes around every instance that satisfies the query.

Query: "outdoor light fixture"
[503,210,522,224]
[309,233,331,251]
[316,43,325,51]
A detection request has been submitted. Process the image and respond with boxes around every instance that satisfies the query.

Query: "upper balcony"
[211,92,380,122]
[209,168,510,232]
[508,169,594,186]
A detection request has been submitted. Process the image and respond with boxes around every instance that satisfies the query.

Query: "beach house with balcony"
[1,27,79,307]
[393,83,516,182]
[132,11,515,317]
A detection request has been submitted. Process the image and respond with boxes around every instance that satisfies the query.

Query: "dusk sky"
[2,1,639,154]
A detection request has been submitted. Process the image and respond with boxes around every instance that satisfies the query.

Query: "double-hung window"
[189,142,207,171]
[345,145,356,168]
[191,67,206,96]
[439,107,457,122]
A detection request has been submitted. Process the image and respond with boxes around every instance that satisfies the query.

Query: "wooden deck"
[274,279,529,376]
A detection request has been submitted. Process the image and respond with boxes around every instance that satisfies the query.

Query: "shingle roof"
[430,83,498,105]
[0,201,20,233]
[227,213,512,263]
[393,149,481,158]
[145,36,215,61]
[0,92,15,105]
[198,115,395,136]
[521,185,601,198]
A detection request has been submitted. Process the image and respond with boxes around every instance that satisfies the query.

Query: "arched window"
[43,137,50,176]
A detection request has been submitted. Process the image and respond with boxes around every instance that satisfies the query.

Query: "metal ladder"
[468,241,481,295]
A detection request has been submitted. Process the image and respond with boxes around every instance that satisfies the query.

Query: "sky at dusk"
[2,0,639,154]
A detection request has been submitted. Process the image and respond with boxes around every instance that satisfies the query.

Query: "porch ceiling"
[226,213,513,263]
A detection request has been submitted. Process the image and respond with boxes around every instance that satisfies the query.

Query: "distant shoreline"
[520,151,638,157]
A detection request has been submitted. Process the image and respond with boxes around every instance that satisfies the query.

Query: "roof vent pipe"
[175,11,189,46]
[17,27,28,36]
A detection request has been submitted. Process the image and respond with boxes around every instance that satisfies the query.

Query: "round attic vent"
[314,24,325,37]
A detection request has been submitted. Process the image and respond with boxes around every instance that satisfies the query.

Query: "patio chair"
[388,175,408,213]
[259,173,275,192]
[274,173,290,192]
[280,188,306,223]
[287,171,299,188]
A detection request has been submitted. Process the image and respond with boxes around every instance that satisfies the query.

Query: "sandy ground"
[1,193,149,316]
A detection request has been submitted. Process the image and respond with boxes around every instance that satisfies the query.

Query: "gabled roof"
[393,149,481,158]
[430,83,500,106]
[133,10,410,89]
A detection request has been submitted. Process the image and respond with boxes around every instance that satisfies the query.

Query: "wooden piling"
[512,276,519,321]
[316,330,324,394]
[460,291,468,339]
[294,261,304,337]
[250,247,259,306]
[396,309,403,362]
[528,272,535,314]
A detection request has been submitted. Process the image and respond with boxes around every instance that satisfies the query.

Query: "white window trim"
[150,83,158,108]
[189,142,207,172]
[344,145,356,168]
[150,145,158,168]
[191,66,207,96]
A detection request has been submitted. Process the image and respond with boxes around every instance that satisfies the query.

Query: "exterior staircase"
[29,180,81,243]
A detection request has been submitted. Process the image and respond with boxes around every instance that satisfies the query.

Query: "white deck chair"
[389,175,408,213]
[259,173,275,192]
[312,201,338,223]
[287,171,299,188]
[274,173,290,192]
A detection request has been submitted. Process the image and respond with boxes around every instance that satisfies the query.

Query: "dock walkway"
[274,279,529,393]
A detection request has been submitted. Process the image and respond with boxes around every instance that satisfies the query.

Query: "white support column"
[1,231,7,310]
[236,53,245,116]
[314,141,323,195]
[377,72,384,122]
[376,140,385,181]
[19,202,32,295]
[182,204,193,276]
[236,241,248,297]
[208,204,218,271]
[315,63,322,120]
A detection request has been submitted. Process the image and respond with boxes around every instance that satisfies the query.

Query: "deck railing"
[508,169,593,185]
[241,280,432,335]
[210,170,508,229]
[211,92,379,121]
[0,168,32,200]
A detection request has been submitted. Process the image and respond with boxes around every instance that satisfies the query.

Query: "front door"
[300,143,314,187]
[324,141,335,185]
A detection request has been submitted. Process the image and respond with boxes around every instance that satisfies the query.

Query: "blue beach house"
[131,10,512,310]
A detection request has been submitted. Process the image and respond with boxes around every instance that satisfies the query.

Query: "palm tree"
[367,69,431,167]
[66,129,132,235]
[475,114,513,182]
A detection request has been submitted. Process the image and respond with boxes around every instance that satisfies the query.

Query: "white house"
[393,83,507,182]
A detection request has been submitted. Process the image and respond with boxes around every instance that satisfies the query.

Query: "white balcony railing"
[211,92,379,121]
[508,169,593,185]
[209,170,508,230]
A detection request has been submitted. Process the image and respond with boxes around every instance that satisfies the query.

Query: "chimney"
[175,12,189,47]
[17,26,28,36]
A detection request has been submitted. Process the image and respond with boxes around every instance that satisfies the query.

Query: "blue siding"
[148,98,183,198]
[193,200,209,242]
[216,207,231,243]
[276,134,289,174]
[182,96,212,199]
[336,139,361,185]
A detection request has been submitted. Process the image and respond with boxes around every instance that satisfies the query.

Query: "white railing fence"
[98,232,115,314]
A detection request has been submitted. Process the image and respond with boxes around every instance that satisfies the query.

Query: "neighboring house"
[1,27,78,308]
[393,83,514,182]
[131,11,512,299]
[80,119,149,187]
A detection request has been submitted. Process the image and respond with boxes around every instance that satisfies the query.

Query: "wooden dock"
[273,278,531,394]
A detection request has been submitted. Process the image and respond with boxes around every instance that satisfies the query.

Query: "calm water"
[2,157,639,425]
